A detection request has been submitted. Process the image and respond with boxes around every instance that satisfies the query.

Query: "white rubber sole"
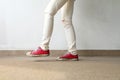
[56,57,79,61]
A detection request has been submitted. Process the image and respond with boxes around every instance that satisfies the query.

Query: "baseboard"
[0,50,120,57]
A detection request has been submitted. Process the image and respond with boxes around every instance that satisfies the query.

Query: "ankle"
[40,46,49,51]
[69,51,78,55]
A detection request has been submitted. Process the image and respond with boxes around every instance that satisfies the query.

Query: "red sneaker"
[26,47,50,57]
[57,52,79,61]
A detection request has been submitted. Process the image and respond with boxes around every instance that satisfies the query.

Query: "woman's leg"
[61,0,77,54]
[40,0,68,50]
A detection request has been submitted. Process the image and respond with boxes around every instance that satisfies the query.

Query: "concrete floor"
[0,56,120,80]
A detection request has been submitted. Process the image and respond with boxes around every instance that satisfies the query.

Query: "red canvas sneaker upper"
[60,53,78,59]
[31,47,49,55]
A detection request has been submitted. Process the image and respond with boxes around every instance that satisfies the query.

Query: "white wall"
[0,0,120,50]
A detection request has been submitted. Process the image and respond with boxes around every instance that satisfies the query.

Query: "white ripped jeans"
[40,0,77,53]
